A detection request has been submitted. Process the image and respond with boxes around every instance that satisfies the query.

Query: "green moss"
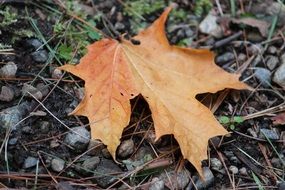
[194,0,213,17]
[0,6,18,27]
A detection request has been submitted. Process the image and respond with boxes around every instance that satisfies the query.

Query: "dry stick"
[211,31,243,49]
[37,151,58,184]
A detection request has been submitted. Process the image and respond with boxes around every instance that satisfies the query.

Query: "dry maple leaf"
[59,8,248,176]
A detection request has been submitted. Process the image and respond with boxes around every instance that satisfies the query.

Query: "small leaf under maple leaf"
[59,7,249,176]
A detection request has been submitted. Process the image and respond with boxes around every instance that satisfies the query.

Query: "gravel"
[229,165,239,174]
[0,86,14,102]
[259,128,279,140]
[199,12,223,38]
[266,55,279,70]
[254,67,271,87]
[0,102,30,130]
[194,167,214,189]
[149,177,164,190]
[273,57,285,88]
[94,158,123,188]
[239,167,248,175]
[51,158,65,172]
[25,38,43,50]
[210,158,222,170]
[117,139,135,158]
[64,127,91,152]
[159,168,190,189]
[0,62,17,78]
[216,52,235,64]
[23,156,38,169]
[81,156,100,171]
[31,50,48,63]
[22,83,43,100]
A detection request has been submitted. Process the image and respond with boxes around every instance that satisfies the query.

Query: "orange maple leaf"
[59,8,248,176]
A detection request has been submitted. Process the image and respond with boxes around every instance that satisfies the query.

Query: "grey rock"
[82,156,100,171]
[40,121,50,133]
[247,32,264,42]
[229,165,238,174]
[0,62,17,78]
[51,158,65,172]
[8,137,18,145]
[216,52,235,64]
[25,38,43,50]
[0,102,30,130]
[239,167,248,175]
[22,126,33,134]
[64,127,90,151]
[114,22,125,31]
[22,83,43,100]
[194,167,214,189]
[31,50,48,63]
[278,181,285,190]
[210,158,222,170]
[266,56,279,70]
[247,128,258,138]
[23,156,38,169]
[238,53,247,63]
[267,46,277,54]
[149,177,164,190]
[101,148,112,159]
[252,55,262,66]
[271,157,284,168]
[117,139,135,158]
[223,150,234,158]
[273,60,285,88]
[51,68,63,79]
[199,12,223,38]
[159,168,190,189]
[36,83,49,97]
[0,86,14,102]
[94,158,123,188]
[87,140,103,156]
[259,128,279,140]
[254,67,271,87]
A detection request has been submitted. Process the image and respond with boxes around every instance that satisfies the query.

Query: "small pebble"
[247,128,258,138]
[117,139,135,158]
[23,156,38,169]
[210,157,222,170]
[22,83,43,100]
[25,38,43,50]
[254,67,271,87]
[199,12,223,38]
[8,138,18,145]
[81,156,100,171]
[259,128,279,140]
[229,165,239,174]
[271,157,283,168]
[51,68,63,79]
[36,83,49,97]
[273,61,285,88]
[149,177,164,190]
[51,158,65,172]
[266,55,279,70]
[238,53,247,63]
[40,121,50,133]
[194,167,214,189]
[102,148,112,159]
[31,50,48,63]
[114,22,125,31]
[87,140,103,156]
[239,167,248,175]
[267,46,277,54]
[159,168,190,189]
[64,127,90,151]
[0,86,14,102]
[278,181,285,190]
[0,62,17,78]
[22,126,33,134]
[216,52,235,64]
